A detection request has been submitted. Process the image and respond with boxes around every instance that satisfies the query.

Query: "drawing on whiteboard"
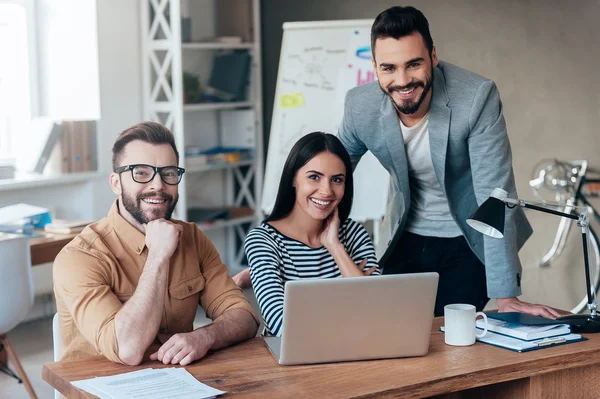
[283,47,347,92]
[355,45,371,59]
[280,92,305,109]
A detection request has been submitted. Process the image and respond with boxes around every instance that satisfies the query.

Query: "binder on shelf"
[61,120,97,173]
[60,126,72,173]
[67,121,84,172]
[209,51,251,102]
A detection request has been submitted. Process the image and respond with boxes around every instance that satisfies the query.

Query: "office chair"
[0,233,38,399]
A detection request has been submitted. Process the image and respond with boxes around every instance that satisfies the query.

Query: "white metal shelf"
[182,42,255,50]
[141,0,264,269]
[183,101,254,112]
[184,159,254,173]
[196,215,255,232]
[0,171,103,192]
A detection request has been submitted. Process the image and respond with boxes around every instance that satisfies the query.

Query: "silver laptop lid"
[278,273,438,365]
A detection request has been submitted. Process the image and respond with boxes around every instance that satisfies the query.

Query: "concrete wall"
[261,0,600,197]
[260,0,600,308]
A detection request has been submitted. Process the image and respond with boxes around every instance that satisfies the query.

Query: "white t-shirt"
[400,113,462,237]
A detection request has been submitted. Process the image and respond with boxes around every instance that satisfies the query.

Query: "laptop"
[264,272,439,365]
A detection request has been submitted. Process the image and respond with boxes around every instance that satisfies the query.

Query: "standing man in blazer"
[338,5,559,317]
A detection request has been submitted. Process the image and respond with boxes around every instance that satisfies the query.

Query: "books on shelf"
[188,207,254,231]
[476,315,571,341]
[185,146,254,168]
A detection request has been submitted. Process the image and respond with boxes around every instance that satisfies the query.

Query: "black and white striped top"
[245,219,380,337]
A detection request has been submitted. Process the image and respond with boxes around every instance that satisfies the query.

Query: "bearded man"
[337,6,559,319]
[54,121,258,365]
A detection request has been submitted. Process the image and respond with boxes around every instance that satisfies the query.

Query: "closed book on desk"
[476,317,570,341]
[488,312,567,326]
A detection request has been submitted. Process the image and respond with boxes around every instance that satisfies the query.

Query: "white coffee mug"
[444,303,488,346]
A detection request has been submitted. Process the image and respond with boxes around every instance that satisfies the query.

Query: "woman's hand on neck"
[319,208,342,251]
[273,206,335,249]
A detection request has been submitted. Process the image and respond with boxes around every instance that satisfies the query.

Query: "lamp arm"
[504,197,595,316]
[582,228,597,316]
[505,197,589,211]
[502,198,580,221]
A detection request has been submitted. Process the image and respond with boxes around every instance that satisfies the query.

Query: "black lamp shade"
[466,197,506,238]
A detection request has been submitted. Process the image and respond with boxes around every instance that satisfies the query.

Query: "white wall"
[92,0,144,218]
[37,0,101,119]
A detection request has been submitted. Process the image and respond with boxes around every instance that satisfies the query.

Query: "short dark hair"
[266,132,354,224]
[371,6,434,57]
[112,121,179,171]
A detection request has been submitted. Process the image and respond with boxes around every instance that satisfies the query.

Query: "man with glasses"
[53,122,258,365]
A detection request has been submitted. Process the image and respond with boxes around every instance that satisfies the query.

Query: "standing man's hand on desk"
[497,297,561,319]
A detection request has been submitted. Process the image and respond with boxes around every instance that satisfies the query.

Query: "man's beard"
[121,188,178,225]
[380,68,433,115]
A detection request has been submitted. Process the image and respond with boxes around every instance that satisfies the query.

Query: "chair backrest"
[53,313,60,361]
[53,313,61,399]
[0,233,34,334]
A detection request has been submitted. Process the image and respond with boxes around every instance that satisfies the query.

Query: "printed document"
[72,368,225,399]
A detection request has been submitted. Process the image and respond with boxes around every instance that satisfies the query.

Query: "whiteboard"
[261,20,390,221]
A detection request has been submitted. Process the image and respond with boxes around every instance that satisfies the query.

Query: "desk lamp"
[467,188,600,333]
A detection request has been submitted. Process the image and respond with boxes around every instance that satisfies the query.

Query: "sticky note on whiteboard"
[280,93,305,108]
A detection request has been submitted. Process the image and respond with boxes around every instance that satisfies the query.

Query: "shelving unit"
[183,101,254,112]
[140,0,263,271]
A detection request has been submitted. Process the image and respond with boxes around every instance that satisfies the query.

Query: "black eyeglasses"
[115,164,185,185]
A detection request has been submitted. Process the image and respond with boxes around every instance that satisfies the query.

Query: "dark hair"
[371,6,434,57]
[266,132,354,223]
[112,121,179,171]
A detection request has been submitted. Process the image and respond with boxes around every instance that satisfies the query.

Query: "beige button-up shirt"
[53,201,257,362]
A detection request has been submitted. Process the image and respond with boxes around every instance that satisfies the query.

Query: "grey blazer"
[338,61,532,298]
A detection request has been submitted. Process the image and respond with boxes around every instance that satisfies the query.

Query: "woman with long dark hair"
[240,132,380,336]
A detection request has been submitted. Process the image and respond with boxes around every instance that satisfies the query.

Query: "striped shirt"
[245,219,380,337]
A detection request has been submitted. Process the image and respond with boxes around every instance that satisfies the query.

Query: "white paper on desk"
[0,203,49,224]
[73,369,155,399]
[72,368,225,399]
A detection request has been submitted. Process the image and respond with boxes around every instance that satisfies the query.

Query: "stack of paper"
[440,326,586,352]
[72,368,225,399]
[44,219,93,234]
[0,203,51,234]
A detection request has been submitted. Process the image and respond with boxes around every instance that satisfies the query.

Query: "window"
[0,0,37,160]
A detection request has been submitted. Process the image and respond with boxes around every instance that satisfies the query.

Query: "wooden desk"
[29,232,76,266]
[43,318,600,399]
